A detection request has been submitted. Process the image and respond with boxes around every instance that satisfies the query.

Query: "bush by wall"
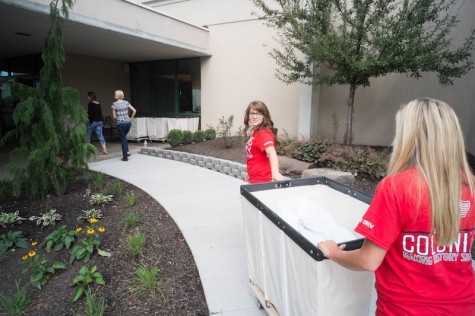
[193,130,205,143]
[204,128,216,140]
[167,129,184,147]
[183,130,193,145]
[278,136,390,180]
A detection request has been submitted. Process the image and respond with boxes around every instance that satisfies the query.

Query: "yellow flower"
[87,229,95,235]
[76,227,82,233]
[28,251,36,257]
[22,255,28,260]
[31,241,38,247]
[98,227,106,233]
[89,218,98,223]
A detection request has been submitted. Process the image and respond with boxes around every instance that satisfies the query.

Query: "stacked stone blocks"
[139,147,247,181]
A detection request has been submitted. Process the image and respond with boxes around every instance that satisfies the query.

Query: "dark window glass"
[131,63,153,116]
[178,59,200,113]
[154,60,176,115]
[130,58,200,117]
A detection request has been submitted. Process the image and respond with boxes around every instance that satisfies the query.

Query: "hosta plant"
[0,230,28,256]
[89,194,113,206]
[81,208,103,220]
[41,225,77,252]
[0,211,27,228]
[29,209,62,227]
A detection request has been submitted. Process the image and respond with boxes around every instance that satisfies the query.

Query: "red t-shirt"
[355,169,475,316]
[245,129,275,183]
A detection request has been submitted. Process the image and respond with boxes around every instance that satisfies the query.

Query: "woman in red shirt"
[243,100,284,183]
[319,97,475,315]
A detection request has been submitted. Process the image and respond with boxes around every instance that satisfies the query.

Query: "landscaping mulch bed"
[0,174,208,316]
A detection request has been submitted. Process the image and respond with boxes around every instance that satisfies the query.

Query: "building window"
[130,57,200,117]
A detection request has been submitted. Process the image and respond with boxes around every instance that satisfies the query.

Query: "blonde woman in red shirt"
[319,97,475,316]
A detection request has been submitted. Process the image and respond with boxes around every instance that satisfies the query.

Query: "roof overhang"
[0,0,211,62]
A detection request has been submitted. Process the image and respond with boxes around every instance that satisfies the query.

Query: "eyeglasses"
[249,112,263,117]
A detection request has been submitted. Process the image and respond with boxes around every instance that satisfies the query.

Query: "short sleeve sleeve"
[355,177,401,250]
[256,129,275,152]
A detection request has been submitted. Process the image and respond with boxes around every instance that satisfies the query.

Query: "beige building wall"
[200,19,301,137]
[62,54,130,116]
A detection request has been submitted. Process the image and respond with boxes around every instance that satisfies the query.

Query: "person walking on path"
[318,97,475,316]
[86,91,108,155]
[111,90,137,161]
[243,100,283,183]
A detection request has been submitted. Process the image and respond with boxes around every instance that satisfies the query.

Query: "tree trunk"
[344,83,356,145]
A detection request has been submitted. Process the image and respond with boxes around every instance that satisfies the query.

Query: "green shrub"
[167,129,184,147]
[193,130,205,143]
[281,137,390,181]
[293,140,328,163]
[182,130,193,144]
[123,212,141,229]
[124,192,138,207]
[276,131,302,157]
[124,231,146,257]
[204,128,216,140]
[132,263,164,297]
[109,179,124,196]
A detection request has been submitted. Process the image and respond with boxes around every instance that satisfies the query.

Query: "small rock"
[301,168,355,184]
[278,156,313,175]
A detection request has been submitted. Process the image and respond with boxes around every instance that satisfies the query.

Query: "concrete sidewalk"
[88,153,266,316]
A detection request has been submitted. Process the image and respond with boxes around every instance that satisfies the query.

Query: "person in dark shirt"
[87,91,108,155]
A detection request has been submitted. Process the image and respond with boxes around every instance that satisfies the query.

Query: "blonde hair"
[114,90,124,100]
[388,97,474,245]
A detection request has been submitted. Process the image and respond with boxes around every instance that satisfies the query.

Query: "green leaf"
[79,265,89,275]
[97,248,111,257]
[64,236,73,248]
[53,262,66,270]
[95,276,105,285]
[53,243,63,251]
[72,286,85,302]
[31,271,44,283]
[77,247,86,258]
[15,238,28,248]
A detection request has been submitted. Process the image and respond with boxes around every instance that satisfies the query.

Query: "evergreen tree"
[253,0,475,144]
[0,0,95,198]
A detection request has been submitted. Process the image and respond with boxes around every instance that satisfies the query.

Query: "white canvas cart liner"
[240,177,376,316]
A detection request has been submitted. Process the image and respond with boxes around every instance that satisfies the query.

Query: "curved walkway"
[88,153,266,316]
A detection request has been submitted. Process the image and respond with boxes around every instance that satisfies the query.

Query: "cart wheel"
[257,300,263,309]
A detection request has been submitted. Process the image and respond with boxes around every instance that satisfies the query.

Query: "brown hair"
[243,100,278,142]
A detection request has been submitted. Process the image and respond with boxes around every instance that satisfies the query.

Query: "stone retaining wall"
[139,147,247,181]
